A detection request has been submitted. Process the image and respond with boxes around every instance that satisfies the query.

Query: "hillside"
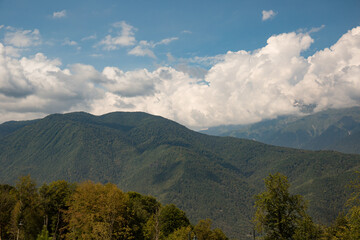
[1,112,360,239]
[201,107,360,154]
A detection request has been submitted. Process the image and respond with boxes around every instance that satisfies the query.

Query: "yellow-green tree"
[65,181,130,240]
[193,219,228,240]
[166,219,228,240]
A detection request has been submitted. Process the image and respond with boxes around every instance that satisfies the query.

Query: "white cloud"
[308,24,326,34]
[97,21,178,57]
[128,45,156,58]
[4,28,41,47]
[1,26,360,129]
[4,45,22,57]
[98,21,136,50]
[262,10,277,21]
[0,45,103,122]
[189,54,225,66]
[81,34,97,41]
[90,53,103,58]
[182,30,192,34]
[94,27,360,128]
[128,37,179,58]
[156,37,179,46]
[102,67,158,97]
[63,38,78,46]
[53,10,67,19]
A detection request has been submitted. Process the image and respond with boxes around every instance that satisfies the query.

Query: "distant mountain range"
[201,107,360,154]
[1,111,360,239]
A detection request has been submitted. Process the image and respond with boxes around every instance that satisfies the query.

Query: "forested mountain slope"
[202,107,360,154]
[1,111,360,239]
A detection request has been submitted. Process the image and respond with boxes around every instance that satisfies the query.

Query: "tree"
[0,184,16,240]
[144,204,190,239]
[65,181,130,240]
[39,180,75,239]
[125,192,161,240]
[159,204,190,237]
[253,173,308,240]
[10,176,43,240]
[293,215,323,240]
[193,219,228,240]
[36,225,51,240]
[166,226,193,240]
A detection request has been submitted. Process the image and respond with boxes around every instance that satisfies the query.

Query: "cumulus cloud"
[53,10,67,19]
[262,10,277,21]
[93,27,360,128]
[102,67,158,97]
[0,44,103,122]
[4,28,41,47]
[98,21,136,50]
[1,26,360,129]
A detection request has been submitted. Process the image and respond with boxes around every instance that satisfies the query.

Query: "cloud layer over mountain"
[0,26,360,128]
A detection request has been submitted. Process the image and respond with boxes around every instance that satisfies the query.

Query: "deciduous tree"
[65,181,130,240]
[254,173,308,240]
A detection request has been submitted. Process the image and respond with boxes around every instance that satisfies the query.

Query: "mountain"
[201,107,360,154]
[1,112,360,239]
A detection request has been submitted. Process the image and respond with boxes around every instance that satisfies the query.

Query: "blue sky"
[0,0,360,128]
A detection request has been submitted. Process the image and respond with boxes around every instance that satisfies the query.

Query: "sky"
[0,0,360,129]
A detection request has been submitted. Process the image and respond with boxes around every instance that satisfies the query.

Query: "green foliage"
[167,226,193,240]
[143,204,190,240]
[1,111,360,238]
[254,173,308,239]
[293,216,323,240]
[12,176,44,240]
[36,225,51,240]
[125,192,161,240]
[322,213,348,239]
[65,181,130,240]
[193,219,228,240]
[326,173,360,239]
[0,176,229,240]
[0,184,16,239]
[39,180,75,239]
[159,204,190,237]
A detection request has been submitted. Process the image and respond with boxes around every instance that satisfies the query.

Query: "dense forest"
[1,112,360,239]
[0,176,228,240]
[1,173,360,240]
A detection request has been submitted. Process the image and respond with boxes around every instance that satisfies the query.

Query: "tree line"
[2,173,360,240]
[0,176,228,240]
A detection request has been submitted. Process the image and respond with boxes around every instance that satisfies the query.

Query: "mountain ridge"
[1,111,360,239]
[201,107,360,154]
